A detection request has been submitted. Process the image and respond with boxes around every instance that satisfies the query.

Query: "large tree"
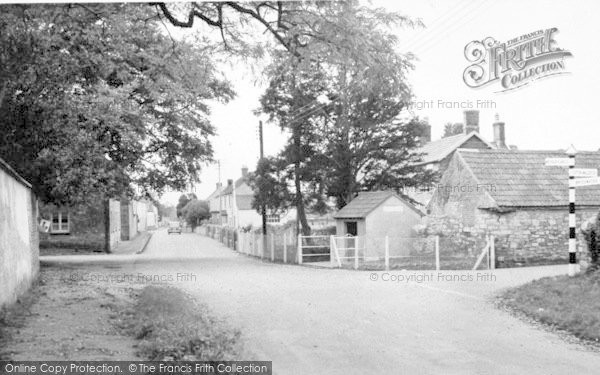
[253,1,433,234]
[0,4,233,205]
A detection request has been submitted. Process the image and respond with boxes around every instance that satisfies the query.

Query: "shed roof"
[416,132,492,165]
[334,191,422,219]
[457,149,600,208]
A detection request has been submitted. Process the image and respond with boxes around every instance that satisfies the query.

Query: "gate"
[297,235,331,264]
[330,235,366,269]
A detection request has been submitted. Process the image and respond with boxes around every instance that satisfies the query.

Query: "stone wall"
[0,163,39,307]
[423,208,597,267]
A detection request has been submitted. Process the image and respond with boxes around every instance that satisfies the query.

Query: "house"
[333,191,423,258]
[206,182,225,225]
[0,157,39,307]
[218,166,295,228]
[406,110,508,207]
[120,198,159,238]
[426,149,600,265]
[220,167,261,228]
[40,197,157,250]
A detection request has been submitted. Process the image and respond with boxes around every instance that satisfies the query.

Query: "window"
[266,214,280,223]
[50,211,70,234]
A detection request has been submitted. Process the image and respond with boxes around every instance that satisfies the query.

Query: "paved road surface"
[42,229,600,374]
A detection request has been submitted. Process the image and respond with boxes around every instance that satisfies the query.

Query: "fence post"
[330,235,335,267]
[270,233,275,262]
[253,232,257,256]
[297,234,302,265]
[261,235,264,260]
[384,236,390,271]
[354,237,358,270]
[490,235,495,270]
[435,235,440,271]
[283,233,287,263]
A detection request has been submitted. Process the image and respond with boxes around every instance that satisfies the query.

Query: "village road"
[42,229,600,375]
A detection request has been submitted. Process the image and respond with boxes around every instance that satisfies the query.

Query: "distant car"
[167,221,182,235]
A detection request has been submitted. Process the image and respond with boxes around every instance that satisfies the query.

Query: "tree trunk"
[293,131,311,236]
[104,199,111,253]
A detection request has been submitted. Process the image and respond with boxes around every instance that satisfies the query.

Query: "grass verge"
[0,283,40,359]
[118,285,241,361]
[497,271,600,343]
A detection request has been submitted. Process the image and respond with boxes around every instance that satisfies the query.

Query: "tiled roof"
[416,132,492,165]
[458,149,600,208]
[206,186,224,201]
[221,177,248,195]
[334,191,422,219]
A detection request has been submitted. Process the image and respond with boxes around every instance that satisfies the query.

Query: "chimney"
[241,166,249,178]
[420,117,432,143]
[216,182,222,189]
[463,110,479,134]
[493,113,507,148]
[227,179,233,186]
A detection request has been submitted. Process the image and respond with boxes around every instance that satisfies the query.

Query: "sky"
[161,0,600,205]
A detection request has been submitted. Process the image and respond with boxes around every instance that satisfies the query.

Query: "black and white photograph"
[1,1,599,374]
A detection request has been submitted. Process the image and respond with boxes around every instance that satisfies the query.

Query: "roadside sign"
[570,177,600,187]
[571,168,598,178]
[545,157,574,166]
[39,219,51,233]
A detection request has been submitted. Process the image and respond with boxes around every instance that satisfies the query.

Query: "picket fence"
[199,225,496,271]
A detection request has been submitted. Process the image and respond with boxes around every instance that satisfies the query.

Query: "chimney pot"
[493,114,507,149]
[463,110,480,134]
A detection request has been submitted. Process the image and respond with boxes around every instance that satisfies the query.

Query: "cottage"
[217,166,295,228]
[0,157,39,307]
[40,198,157,250]
[406,110,506,207]
[220,167,262,228]
[206,182,225,225]
[426,149,600,265]
[334,191,423,258]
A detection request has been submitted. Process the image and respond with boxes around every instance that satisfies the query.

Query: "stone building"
[425,149,600,266]
[406,110,508,207]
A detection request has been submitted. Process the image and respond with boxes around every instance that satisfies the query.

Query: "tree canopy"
[0,3,233,205]
[182,199,210,230]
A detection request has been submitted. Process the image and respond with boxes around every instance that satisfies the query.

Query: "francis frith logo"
[463,28,572,92]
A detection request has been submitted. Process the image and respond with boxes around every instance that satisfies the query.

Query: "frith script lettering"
[463,28,572,92]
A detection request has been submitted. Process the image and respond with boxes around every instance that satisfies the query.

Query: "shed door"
[345,221,358,236]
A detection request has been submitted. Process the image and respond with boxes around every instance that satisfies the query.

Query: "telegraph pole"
[259,121,267,237]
